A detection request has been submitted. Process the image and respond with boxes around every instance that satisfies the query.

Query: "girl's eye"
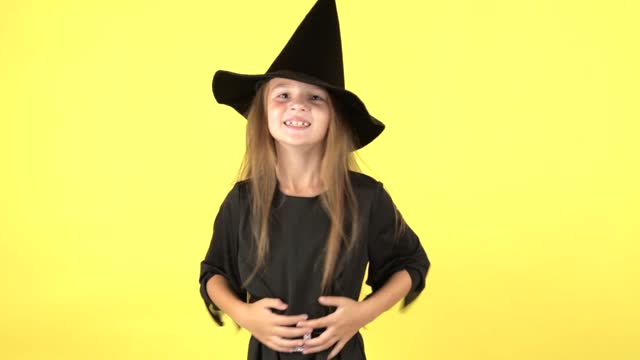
[276,93,289,99]
[310,95,323,101]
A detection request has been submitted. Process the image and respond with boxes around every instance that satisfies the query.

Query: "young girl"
[199,1,430,359]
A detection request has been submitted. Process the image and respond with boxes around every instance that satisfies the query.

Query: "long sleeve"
[365,182,430,307]
[199,184,247,326]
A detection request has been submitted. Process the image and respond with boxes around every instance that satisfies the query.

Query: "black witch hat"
[212,0,385,149]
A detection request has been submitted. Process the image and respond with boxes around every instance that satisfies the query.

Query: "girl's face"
[266,77,331,151]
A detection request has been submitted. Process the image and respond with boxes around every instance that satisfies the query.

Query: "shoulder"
[232,178,252,197]
[348,170,381,189]
[219,178,251,210]
[348,170,386,202]
[348,170,400,211]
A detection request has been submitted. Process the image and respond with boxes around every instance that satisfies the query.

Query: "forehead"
[267,77,328,93]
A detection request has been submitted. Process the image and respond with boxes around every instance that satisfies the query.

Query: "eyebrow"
[270,84,326,94]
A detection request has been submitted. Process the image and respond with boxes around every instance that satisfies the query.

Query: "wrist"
[358,297,383,325]
[228,301,251,328]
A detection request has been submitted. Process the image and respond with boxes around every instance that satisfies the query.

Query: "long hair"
[236,80,361,294]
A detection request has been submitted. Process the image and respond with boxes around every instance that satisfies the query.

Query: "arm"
[296,270,412,359]
[207,274,312,353]
[358,269,412,324]
[298,182,430,359]
[206,274,250,324]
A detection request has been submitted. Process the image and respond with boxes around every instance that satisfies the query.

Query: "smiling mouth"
[283,120,311,127]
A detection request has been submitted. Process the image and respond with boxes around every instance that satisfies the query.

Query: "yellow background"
[1,0,639,359]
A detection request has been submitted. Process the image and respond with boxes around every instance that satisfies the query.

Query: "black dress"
[199,171,430,360]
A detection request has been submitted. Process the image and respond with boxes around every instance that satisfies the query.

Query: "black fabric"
[268,0,344,88]
[199,171,430,359]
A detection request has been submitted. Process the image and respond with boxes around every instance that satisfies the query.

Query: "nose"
[288,94,309,111]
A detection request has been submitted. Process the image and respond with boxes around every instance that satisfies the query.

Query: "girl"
[199,1,430,359]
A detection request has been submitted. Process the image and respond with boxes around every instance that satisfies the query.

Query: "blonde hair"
[236,79,361,294]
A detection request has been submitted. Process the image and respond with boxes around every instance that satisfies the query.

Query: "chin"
[275,138,323,149]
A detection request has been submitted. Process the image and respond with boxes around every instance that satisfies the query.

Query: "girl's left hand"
[296,296,374,359]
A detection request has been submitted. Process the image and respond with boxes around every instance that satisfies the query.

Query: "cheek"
[267,102,284,117]
[316,111,331,132]
[267,109,287,139]
[266,115,278,135]
[266,107,280,126]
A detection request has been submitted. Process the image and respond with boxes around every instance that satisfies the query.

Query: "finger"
[264,341,296,354]
[260,298,288,310]
[302,335,338,354]
[259,336,291,354]
[274,325,313,339]
[269,336,305,351]
[318,296,346,307]
[327,339,347,359]
[302,329,334,348]
[267,342,301,354]
[271,313,309,326]
[297,314,332,329]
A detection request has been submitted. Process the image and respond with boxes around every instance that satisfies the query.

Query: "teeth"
[284,120,310,127]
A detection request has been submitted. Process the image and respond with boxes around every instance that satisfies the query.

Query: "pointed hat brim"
[213,69,384,150]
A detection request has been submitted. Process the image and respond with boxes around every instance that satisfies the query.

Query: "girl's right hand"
[236,298,312,353]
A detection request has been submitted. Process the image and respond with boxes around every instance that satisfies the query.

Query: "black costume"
[203,1,431,358]
[199,171,430,359]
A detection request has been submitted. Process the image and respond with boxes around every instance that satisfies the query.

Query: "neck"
[275,143,325,196]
